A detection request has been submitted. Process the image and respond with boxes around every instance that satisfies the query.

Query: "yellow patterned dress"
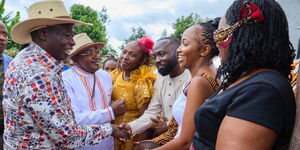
[110,65,157,150]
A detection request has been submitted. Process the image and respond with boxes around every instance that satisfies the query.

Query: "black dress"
[193,71,296,150]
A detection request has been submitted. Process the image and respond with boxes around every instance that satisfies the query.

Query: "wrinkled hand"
[133,140,160,150]
[117,123,132,141]
[112,124,130,141]
[112,99,126,117]
[150,117,168,137]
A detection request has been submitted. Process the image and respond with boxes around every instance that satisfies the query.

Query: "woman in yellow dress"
[110,37,157,150]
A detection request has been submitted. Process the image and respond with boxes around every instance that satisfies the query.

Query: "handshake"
[111,123,132,142]
[111,123,160,150]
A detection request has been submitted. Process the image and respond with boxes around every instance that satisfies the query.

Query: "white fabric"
[62,66,114,150]
[172,92,187,138]
[128,69,191,135]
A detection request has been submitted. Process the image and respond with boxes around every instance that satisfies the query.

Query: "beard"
[157,62,177,76]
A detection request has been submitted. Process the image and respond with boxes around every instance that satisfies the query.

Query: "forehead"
[0,23,8,32]
[153,40,170,52]
[124,42,141,52]
[183,25,204,41]
[81,46,99,53]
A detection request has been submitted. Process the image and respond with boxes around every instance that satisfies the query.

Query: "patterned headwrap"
[213,0,265,48]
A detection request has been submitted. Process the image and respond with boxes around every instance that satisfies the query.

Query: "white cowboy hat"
[11,0,92,44]
[69,33,104,59]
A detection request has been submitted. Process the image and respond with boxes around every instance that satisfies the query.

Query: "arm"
[128,80,163,135]
[23,73,112,148]
[154,77,215,150]
[216,116,277,150]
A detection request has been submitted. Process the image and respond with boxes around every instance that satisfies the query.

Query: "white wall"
[276,0,300,56]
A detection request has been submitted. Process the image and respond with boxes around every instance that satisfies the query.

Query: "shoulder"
[131,65,157,82]
[109,68,122,82]
[3,54,13,62]
[96,69,112,80]
[242,71,292,94]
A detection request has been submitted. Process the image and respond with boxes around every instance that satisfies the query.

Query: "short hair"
[157,37,180,48]
[218,0,295,89]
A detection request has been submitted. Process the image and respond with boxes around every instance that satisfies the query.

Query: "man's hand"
[112,99,125,117]
[133,140,160,150]
[112,124,130,141]
[150,117,168,137]
[118,123,132,135]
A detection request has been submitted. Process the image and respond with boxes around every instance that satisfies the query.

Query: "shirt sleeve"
[63,77,115,125]
[128,80,162,134]
[227,83,285,133]
[22,72,112,148]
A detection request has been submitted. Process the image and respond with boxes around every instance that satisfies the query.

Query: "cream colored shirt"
[128,69,191,134]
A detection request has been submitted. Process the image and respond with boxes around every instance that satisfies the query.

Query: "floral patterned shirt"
[2,43,112,150]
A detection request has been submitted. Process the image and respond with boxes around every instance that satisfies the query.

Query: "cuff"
[107,107,115,121]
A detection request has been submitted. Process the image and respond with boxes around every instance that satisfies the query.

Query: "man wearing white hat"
[62,33,126,150]
[2,0,128,149]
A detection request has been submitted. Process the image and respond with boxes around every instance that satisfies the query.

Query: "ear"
[38,28,48,41]
[200,45,211,57]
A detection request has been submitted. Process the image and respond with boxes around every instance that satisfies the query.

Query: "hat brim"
[69,42,105,59]
[11,18,93,44]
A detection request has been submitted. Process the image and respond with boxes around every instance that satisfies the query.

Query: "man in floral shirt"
[2,0,128,149]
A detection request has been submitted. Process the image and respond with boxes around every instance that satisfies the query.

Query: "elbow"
[179,138,192,150]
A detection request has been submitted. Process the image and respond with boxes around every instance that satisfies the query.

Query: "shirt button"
[169,83,171,86]
[168,94,171,96]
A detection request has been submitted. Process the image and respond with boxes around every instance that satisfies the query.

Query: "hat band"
[28,16,73,33]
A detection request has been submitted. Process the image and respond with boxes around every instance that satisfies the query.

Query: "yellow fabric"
[110,65,157,150]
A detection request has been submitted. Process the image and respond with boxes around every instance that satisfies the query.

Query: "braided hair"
[217,0,295,89]
[197,17,221,58]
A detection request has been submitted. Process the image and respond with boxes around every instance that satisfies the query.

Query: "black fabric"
[193,71,296,150]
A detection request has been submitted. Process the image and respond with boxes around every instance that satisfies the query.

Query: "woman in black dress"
[193,0,296,150]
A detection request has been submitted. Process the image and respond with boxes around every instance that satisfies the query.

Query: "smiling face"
[216,16,231,64]
[119,41,144,72]
[152,39,179,76]
[177,26,205,69]
[72,46,100,73]
[0,22,8,54]
[45,24,76,61]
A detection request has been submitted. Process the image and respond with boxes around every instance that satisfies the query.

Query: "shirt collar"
[73,65,94,77]
[28,42,63,74]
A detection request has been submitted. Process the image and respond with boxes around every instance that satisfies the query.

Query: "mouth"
[0,43,5,48]
[177,55,185,61]
[156,64,165,70]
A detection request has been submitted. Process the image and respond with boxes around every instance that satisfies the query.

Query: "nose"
[176,45,182,55]
[122,53,129,60]
[155,56,161,65]
[69,38,76,47]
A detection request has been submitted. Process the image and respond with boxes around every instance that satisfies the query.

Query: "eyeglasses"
[79,51,100,57]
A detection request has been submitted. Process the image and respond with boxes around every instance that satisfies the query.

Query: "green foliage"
[70,4,116,56]
[171,13,205,40]
[119,27,147,50]
[0,0,20,57]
